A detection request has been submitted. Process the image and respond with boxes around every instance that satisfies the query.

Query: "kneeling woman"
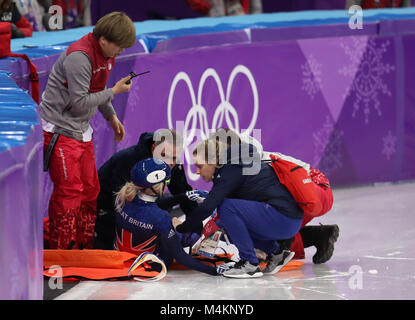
[175,135,304,278]
[114,158,217,276]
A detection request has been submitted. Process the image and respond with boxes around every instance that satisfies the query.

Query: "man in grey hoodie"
[40,12,136,249]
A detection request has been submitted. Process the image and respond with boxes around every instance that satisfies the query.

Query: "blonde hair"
[218,128,242,147]
[193,131,229,167]
[115,181,166,212]
[93,12,136,48]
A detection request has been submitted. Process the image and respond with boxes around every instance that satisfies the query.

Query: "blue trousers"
[217,198,302,264]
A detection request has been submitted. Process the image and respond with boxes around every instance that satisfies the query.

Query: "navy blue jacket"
[97,132,195,214]
[176,144,304,234]
[115,197,217,276]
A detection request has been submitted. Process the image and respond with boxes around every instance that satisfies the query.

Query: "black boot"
[277,238,294,252]
[300,224,340,264]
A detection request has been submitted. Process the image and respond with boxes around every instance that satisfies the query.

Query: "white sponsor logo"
[302,178,312,184]
[93,66,107,74]
[168,229,176,239]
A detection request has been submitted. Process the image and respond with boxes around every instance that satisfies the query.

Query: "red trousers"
[44,131,100,249]
[290,170,334,259]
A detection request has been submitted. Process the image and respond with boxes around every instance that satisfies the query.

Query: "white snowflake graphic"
[301,54,323,100]
[382,130,396,161]
[313,116,344,175]
[339,37,395,124]
[338,37,367,78]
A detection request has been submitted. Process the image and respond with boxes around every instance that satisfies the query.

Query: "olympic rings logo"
[167,65,259,181]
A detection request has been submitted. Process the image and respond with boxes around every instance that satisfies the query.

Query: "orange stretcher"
[43,249,305,281]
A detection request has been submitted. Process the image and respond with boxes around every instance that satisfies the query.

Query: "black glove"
[11,23,25,38]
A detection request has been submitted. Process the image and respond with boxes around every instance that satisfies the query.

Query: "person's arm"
[156,193,187,210]
[98,95,125,142]
[63,51,115,112]
[64,51,128,142]
[176,164,245,234]
[98,91,116,120]
[108,113,125,142]
[159,227,217,276]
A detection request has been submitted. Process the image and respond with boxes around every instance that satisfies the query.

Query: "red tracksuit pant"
[290,170,334,259]
[44,131,100,249]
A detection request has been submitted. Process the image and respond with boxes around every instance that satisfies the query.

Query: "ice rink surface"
[52,182,415,300]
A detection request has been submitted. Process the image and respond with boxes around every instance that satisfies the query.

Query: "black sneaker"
[304,224,339,264]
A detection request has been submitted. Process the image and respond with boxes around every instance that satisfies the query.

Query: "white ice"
[54,181,415,300]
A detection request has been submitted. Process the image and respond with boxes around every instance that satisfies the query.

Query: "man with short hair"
[94,129,198,250]
[40,12,137,249]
